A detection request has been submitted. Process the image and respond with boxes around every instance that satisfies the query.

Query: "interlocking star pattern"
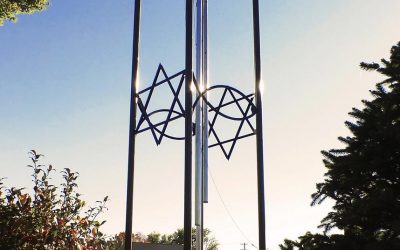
[205,87,255,160]
[136,64,185,144]
[135,64,256,160]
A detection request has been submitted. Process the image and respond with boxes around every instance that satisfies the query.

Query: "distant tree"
[133,232,147,243]
[163,228,219,250]
[0,150,109,249]
[202,228,219,250]
[147,231,162,243]
[109,228,219,250]
[168,228,185,246]
[0,0,49,26]
[105,232,125,250]
[159,233,172,244]
[280,42,400,250]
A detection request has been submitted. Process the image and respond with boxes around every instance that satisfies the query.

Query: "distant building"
[132,242,183,250]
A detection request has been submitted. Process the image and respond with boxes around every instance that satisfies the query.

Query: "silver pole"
[202,0,209,205]
[195,0,204,249]
[200,2,208,250]
[195,0,203,233]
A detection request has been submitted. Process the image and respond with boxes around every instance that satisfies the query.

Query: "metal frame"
[184,1,193,249]
[252,0,266,249]
[124,0,266,249]
[124,0,141,249]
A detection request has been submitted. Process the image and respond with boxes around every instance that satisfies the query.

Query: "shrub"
[0,150,108,250]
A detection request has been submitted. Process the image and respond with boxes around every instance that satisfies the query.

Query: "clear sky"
[1,1,400,249]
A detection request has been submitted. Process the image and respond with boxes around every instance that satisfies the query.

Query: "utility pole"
[241,242,247,250]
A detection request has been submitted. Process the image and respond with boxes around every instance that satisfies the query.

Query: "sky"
[1,0,400,249]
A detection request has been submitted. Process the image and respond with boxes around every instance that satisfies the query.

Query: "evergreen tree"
[280,42,400,250]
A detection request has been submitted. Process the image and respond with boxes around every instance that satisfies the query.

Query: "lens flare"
[191,81,196,93]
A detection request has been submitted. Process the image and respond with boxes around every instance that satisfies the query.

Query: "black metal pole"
[252,0,266,250]
[184,0,193,250]
[124,0,141,249]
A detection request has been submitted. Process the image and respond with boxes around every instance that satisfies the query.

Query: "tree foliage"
[0,0,48,25]
[156,228,219,250]
[0,150,109,249]
[106,228,219,250]
[280,42,400,250]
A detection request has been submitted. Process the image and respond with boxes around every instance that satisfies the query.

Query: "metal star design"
[135,64,257,160]
[136,64,185,144]
[204,86,256,160]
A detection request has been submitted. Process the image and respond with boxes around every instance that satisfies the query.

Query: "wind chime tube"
[199,1,207,249]
[124,0,141,249]
[202,0,209,205]
[195,1,203,250]
[200,2,208,249]
[195,0,203,228]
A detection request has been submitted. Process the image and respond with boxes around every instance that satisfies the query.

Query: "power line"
[209,170,259,249]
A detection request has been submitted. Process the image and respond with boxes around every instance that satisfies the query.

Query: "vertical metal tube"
[252,0,266,250]
[195,0,203,229]
[184,0,194,250]
[124,0,141,249]
[198,0,208,250]
[196,226,201,250]
[200,208,204,250]
[202,0,209,205]
[201,2,208,248]
[195,0,203,249]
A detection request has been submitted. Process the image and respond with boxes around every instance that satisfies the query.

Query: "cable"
[209,170,259,249]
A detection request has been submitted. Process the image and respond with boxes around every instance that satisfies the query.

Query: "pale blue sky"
[1,1,400,249]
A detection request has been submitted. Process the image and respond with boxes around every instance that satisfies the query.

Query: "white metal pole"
[195,0,203,246]
[202,0,209,205]
[195,0,204,249]
[200,2,208,250]
[199,1,208,249]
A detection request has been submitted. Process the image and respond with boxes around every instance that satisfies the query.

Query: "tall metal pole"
[195,0,203,227]
[201,1,209,250]
[195,0,203,249]
[252,0,266,249]
[202,0,209,205]
[184,0,194,250]
[124,0,141,249]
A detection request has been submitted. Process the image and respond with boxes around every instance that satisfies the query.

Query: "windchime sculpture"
[124,1,265,250]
